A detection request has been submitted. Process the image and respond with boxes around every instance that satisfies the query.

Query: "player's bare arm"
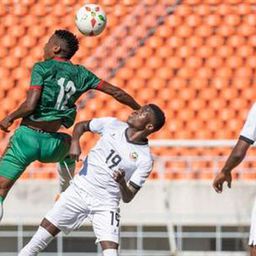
[70,121,91,161]
[0,89,41,132]
[113,169,139,203]
[96,81,141,110]
[213,139,251,193]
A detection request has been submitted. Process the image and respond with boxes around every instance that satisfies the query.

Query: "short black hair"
[149,104,166,132]
[54,30,79,59]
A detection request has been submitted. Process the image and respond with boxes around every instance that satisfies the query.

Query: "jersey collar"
[52,57,71,62]
[125,128,148,145]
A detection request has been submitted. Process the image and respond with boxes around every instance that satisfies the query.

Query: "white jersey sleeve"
[89,117,117,135]
[129,160,153,189]
[240,103,256,144]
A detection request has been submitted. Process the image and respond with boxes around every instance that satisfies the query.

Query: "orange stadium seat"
[11,47,28,59]
[245,13,256,26]
[12,67,30,80]
[8,25,26,38]
[235,67,253,78]
[233,78,251,89]
[216,67,233,78]
[190,78,208,89]
[168,78,187,89]
[167,36,184,48]
[197,67,213,79]
[147,56,163,69]
[116,67,134,80]
[209,98,227,111]
[206,35,225,48]
[166,56,183,69]
[211,78,229,89]
[195,25,214,37]
[176,4,192,17]
[175,25,193,38]
[218,4,233,15]
[148,78,166,91]
[136,67,154,80]
[217,25,236,37]
[156,67,173,80]
[195,4,212,16]
[226,56,244,68]
[186,36,203,48]
[0,47,8,59]
[205,14,222,26]
[217,45,234,58]
[247,56,256,68]
[177,67,195,79]
[197,46,213,58]
[238,24,256,37]
[224,14,241,26]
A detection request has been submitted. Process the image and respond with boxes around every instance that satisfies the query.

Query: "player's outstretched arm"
[70,121,91,161]
[213,139,251,193]
[96,81,141,110]
[113,169,139,203]
[0,89,41,132]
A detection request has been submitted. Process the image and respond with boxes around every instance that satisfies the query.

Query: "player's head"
[44,30,79,60]
[127,104,165,135]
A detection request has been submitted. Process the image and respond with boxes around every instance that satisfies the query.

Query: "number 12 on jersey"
[55,77,76,110]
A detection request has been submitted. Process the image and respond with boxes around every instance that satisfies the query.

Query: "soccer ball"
[75,4,107,36]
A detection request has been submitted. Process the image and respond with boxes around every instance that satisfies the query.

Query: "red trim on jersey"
[53,57,70,62]
[96,80,104,89]
[30,85,42,90]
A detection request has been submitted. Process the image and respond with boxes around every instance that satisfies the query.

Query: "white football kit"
[239,103,256,246]
[45,117,153,243]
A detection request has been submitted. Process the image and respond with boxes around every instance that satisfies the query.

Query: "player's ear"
[53,45,61,54]
[146,123,154,132]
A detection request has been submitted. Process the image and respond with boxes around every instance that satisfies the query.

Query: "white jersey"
[73,117,153,209]
[240,103,256,145]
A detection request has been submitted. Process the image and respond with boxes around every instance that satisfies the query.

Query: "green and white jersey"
[28,57,102,128]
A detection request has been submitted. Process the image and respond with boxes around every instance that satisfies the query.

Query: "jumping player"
[0,29,141,222]
[18,104,165,256]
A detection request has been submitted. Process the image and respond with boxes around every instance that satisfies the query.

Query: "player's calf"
[18,219,59,256]
[250,246,256,256]
[18,226,54,256]
[101,241,119,256]
[0,176,15,221]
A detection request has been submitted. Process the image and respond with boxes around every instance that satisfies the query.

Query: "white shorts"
[45,183,120,244]
[249,197,256,246]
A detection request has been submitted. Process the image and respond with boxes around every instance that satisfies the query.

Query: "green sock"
[0,196,4,204]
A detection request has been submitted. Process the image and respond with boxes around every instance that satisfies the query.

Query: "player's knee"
[0,176,14,190]
[102,249,118,256]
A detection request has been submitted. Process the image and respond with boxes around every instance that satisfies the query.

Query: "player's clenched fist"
[113,169,125,184]
[69,140,81,161]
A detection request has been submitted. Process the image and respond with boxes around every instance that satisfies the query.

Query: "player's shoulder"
[139,147,154,162]
[75,64,94,74]
[32,59,55,69]
[95,117,125,128]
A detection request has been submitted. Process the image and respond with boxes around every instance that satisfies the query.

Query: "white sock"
[0,203,3,222]
[103,249,118,256]
[57,162,75,192]
[18,226,54,256]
